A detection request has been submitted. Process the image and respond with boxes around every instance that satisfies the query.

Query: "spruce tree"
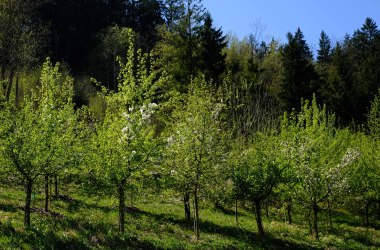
[198,12,227,85]
[156,0,206,92]
[280,28,317,110]
[125,0,164,52]
[317,31,332,64]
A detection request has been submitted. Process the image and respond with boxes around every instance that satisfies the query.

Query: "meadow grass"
[1,184,380,249]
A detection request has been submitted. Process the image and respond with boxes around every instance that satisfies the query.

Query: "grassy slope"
[1,184,380,249]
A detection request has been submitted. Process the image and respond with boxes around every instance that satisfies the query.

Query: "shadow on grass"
[329,209,380,230]
[0,215,164,249]
[129,208,318,250]
[0,221,17,236]
[211,205,246,217]
[0,202,18,212]
[22,228,90,250]
[328,226,380,248]
[23,228,162,250]
[104,234,164,250]
[50,193,115,214]
[329,209,364,228]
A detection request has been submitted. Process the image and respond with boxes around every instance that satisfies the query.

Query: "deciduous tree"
[165,79,224,239]
[0,59,76,227]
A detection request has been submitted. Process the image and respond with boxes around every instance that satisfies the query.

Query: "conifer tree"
[317,31,332,64]
[156,0,205,92]
[198,12,227,85]
[280,28,318,110]
[125,0,164,52]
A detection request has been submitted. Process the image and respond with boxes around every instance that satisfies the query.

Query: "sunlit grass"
[1,184,380,249]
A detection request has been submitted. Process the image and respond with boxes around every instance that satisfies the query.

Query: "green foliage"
[92,102,159,192]
[346,95,380,224]
[89,35,163,232]
[367,89,380,137]
[165,79,224,191]
[348,132,380,204]
[281,95,358,239]
[0,59,75,181]
[228,132,284,237]
[0,58,77,226]
[3,3,380,247]
[222,37,281,137]
[156,0,220,92]
[259,40,284,99]
[282,96,352,204]
[229,133,282,204]
[164,78,225,238]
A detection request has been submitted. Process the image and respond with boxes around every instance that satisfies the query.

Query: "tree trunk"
[5,69,15,101]
[365,202,370,227]
[193,185,200,240]
[130,187,133,207]
[54,175,59,197]
[327,199,332,227]
[15,74,19,106]
[1,63,5,81]
[235,198,239,224]
[306,209,312,235]
[113,55,117,92]
[44,175,49,212]
[312,203,319,240]
[286,198,292,225]
[254,200,265,238]
[184,192,191,221]
[24,180,33,227]
[118,183,125,233]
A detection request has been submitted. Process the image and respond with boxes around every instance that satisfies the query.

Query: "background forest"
[1,0,380,249]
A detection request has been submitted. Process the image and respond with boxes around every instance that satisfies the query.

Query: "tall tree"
[198,12,227,85]
[280,28,318,110]
[125,0,164,52]
[317,31,332,64]
[156,0,205,92]
[349,91,380,226]
[162,0,184,30]
[321,18,380,124]
[350,18,380,123]
[92,26,135,91]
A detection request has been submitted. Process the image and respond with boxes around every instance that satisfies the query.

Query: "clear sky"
[203,0,380,52]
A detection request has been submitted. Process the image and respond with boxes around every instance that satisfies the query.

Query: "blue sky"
[203,0,380,52]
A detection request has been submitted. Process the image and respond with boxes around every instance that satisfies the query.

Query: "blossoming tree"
[281,95,358,240]
[90,29,162,233]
